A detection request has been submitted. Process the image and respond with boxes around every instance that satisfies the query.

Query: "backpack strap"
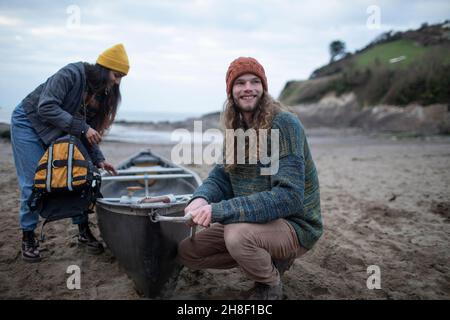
[37,159,89,170]
[27,188,43,211]
[67,138,74,191]
[46,145,53,193]
[39,219,50,242]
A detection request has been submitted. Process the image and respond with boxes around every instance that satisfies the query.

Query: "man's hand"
[185,198,208,214]
[86,127,102,145]
[98,161,118,175]
[184,198,209,227]
[189,204,212,228]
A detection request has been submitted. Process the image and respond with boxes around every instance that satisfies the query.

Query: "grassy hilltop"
[279,22,450,108]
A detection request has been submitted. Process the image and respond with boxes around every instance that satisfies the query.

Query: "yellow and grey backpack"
[28,134,102,224]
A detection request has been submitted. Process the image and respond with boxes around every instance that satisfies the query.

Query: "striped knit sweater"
[192,111,323,250]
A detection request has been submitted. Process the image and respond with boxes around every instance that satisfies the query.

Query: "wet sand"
[0,130,449,299]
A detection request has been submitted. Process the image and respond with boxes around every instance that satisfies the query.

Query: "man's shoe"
[273,256,296,276]
[77,222,104,255]
[246,282,283,300]
[22,230,41,263]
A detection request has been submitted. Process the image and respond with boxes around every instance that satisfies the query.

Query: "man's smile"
[240,95,257,101]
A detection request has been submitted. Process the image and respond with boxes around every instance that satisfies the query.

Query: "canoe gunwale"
[104,148,203,187]
[101,173,194,181]
[96,200,188,217]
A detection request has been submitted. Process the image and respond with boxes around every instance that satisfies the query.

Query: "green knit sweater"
[192,111,323,250]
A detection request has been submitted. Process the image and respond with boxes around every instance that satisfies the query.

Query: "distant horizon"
[0,106,209,124]
[114,109,207,123]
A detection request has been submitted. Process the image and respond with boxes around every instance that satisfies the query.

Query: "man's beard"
[234,95,262,113]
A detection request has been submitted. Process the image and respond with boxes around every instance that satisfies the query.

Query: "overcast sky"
[0,0,449,117]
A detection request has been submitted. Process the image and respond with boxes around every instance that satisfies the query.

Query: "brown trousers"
[177,219,307,286]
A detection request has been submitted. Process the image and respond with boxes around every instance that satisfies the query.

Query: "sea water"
[0,106,201,125]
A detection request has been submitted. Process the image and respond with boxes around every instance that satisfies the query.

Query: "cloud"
[0,15,22,26]
[0,0,449,116]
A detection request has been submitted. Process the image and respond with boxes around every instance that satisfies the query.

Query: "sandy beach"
[0,129,449,300]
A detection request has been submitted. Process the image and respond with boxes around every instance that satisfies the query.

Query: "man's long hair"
[221,92,289,172]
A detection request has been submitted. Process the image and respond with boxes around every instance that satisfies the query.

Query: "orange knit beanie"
[225,57,267,95]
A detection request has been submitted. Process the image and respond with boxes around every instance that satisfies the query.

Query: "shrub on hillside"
[329,48,450,106]
[383,49,450,105]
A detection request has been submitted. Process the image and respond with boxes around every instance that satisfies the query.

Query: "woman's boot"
[22,230,41,262]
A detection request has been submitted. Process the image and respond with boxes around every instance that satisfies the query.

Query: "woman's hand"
[86,127,102,145]
[98,161,118,175]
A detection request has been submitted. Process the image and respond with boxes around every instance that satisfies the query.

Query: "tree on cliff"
[329,40,346,63]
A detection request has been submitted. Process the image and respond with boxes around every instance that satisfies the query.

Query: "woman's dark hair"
[83,63,121,135]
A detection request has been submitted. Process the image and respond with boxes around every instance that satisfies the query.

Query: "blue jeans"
[10,103,88,231]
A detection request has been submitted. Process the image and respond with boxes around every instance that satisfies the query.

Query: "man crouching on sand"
[177,57,323,300]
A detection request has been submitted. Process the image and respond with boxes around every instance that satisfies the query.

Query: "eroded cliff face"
[290,92,450,134]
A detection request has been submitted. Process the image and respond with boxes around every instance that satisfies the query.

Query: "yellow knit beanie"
[96,43,130,75]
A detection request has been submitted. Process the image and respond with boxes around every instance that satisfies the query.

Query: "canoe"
[95,149,202,298]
